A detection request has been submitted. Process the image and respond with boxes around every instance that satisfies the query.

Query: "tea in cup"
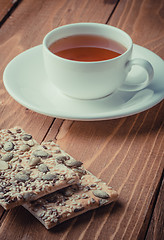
[43,23,154,99]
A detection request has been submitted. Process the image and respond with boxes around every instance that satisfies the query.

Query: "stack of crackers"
[0,127,118,229]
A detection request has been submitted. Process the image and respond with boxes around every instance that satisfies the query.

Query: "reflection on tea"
[49,34,127,62]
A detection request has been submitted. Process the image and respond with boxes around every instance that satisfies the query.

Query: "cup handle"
[119,58,154,91]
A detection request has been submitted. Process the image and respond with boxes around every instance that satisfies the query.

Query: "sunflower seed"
[83,186,90,192]
[39,212,45,218]
[67,179,75,184]
[74,207,84,213]
[16,128,22,133]
[90,198,96,204]
[81,194,88,199]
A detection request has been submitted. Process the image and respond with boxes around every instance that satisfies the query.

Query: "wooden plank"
[145,178,164,240]
[0,0,54,222]
[107,1,164,237]
[0,0,119,139]
[0,0,18,23]
[0,0,163,240]
[44,102,164,240]
[0,0,118,237]
[41,0,164,239]
[109,0,164,57]
[0,0,118,134]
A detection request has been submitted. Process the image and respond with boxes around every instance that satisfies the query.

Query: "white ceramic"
[43,23,154,99]
[3,44,164,121]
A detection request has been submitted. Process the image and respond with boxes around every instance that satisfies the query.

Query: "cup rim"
[43,22,133,64]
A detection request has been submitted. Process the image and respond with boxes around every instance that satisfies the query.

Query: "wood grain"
[0,0,118,133]
[43,0,164,239]
[0,0,119,137]
[145,177,164,240]
[0,0,163,239]
[109,0,164,57]
[45,102,164,240]
[0,0,18,23]
[107,1,164,238]
[0,0,118,239]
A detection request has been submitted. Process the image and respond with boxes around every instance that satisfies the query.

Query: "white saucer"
[3,44,164,121]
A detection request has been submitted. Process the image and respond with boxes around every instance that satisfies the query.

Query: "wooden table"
[0,0,163,239]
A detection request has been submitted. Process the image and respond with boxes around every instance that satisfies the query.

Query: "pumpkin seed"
[2,153,13,162]
[26,139,35,147]
[0,161,8,170]
[42,173,56,181]
[22,169,31,175]
[33,150,49,158]
[38,164,49,173]
[92,190,109,199]
[20,144,30,152]
[64,159,83,168]
[99,199,109,206]
[63,188,74,197]
[4,142,14,151]
[56,156,69,164]
[23,192,36,201]
[29,157,41,166]
[22,134,32,141]
[15,172,30,182]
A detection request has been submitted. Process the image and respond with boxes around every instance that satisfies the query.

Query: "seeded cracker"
[23,141,118,229]
[0,127,79,210]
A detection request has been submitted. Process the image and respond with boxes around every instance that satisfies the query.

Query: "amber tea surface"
[49,34,127,62]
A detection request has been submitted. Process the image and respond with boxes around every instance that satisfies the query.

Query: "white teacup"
[43,23,154,100]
